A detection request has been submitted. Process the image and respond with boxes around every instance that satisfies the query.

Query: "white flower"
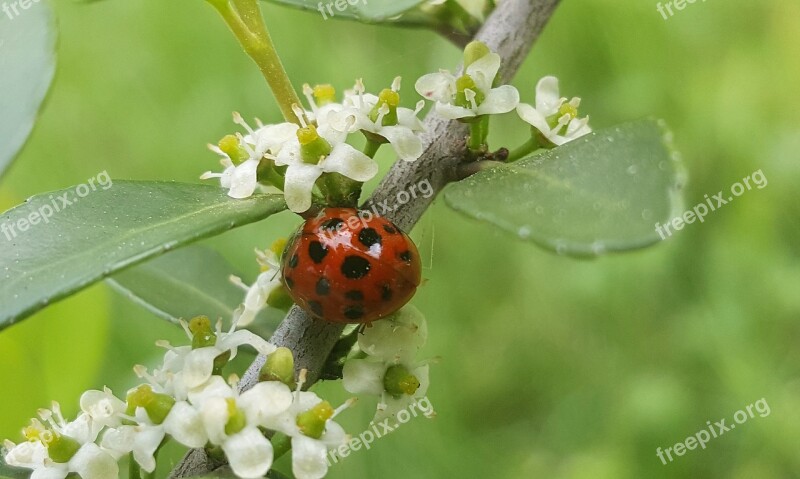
[275,106,378,213]
[178,318,277,389]
[415,50,519,120]
[230,248,284,327]
[5,406,118,479]
[201,113,298,199]
[343,305,432,422]
[197,379,293,479]
[79,388,126,431]
[516,76,592,146]
[269,386,349,479]
[332,77,425,162]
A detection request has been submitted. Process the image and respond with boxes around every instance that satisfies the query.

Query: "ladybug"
[281,208,422,324]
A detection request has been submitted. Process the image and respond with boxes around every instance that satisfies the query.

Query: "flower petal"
[517,103,552,135]
[358,305,427,363]
[283,163,323,213]
[69,443,119,479]
[163,401,208,448]
[228,159,260,199]
[477,85,520,116]
[342,359,386,396]
[434,102,475,120]
[182,348,222,389]
[219,329,277,357]
[223,427,274,479]
[239,381,294,425]
[321,144,379,182]
[379,125,424,162]
[466,52,501,93]
[291,435,329,479]
[534,76,562,116]
[415,72,456,102]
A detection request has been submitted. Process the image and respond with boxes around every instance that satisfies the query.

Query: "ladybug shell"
[281,208,422,324]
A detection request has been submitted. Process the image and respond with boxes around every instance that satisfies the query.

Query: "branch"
[169,0,560,476]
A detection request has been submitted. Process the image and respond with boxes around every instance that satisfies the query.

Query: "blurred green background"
[1,0,799,477]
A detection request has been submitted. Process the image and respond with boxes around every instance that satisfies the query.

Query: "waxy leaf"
[444,119,685,257]
[0,181,286,329]
[264,0,427,22]
[0,0,57,177]
[107,244,285,327]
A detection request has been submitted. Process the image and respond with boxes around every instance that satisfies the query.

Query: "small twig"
[169,0,562,476]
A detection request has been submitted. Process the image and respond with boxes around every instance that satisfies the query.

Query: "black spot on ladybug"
[341,255,371,279]
[345,290,364,301]
[381,284,393,301]
[321,218,344,231]
[308,241,328,264]
[284,276,294,289]
[358,228,382,248]
[316,277,330,296]
[383,224,398,234]
[399,250,413,263]
[288,254,299,268]
[344,305,365,320]
[308,300,323,317]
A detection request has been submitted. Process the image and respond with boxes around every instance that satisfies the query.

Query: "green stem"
[507,137,539,162]
[128,453,140,479]
[362,139,382,159]
[207,0,303,124]
[467,116,489,152]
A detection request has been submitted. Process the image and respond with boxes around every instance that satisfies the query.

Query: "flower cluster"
[202,42,592,214]
[3,317,351,479]
[342,305,434,422]
[202,78,426,213]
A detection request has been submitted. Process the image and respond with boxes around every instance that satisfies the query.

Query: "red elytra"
[281,208,422,324]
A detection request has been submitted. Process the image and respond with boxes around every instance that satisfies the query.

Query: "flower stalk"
[207,0,302,124]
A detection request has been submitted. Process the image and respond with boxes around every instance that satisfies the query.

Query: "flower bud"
[383,364,420,398]
[297,125,332,165]
[463,41,491,69]
[296,401,334,439]
[260,347,295,388]
[189,316,217,349]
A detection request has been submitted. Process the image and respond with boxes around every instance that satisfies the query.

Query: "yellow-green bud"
[297,125,332,164]
[218,135,249,165]
[189,316,217,349]
[455,75,485,109]
[260,347,296,387]
[313,84,337,105]
[369,89,400,126]
[40,431,80,464]
[296,401,334,439]
[383,365,420,398]
[224,398,247,436]
[463,41,491,69]
[125,384,176,425]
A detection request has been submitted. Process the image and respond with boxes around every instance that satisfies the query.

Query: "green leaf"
[264,0,428,22]
[0,0,57,177]
[444,119,685,257]
[106,244,285,327]
[0,181,286,330]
